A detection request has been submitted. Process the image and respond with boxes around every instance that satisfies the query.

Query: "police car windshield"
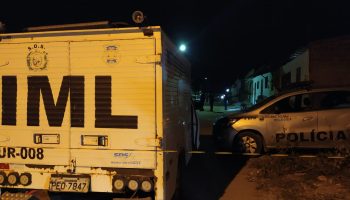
[245,95,277,111]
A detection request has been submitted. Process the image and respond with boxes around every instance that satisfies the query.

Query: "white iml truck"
[0,21,199,199]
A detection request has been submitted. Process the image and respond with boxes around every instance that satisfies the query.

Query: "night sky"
[1,0,350,92]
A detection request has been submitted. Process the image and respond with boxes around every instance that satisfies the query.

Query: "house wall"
[230,79,241,98]
[239,78,253,105]
[250,72,274,104]
[278,36,350,89]
[280,50,310,88]
[309,37,350,87]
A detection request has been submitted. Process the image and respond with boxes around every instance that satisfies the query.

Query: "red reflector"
[0,163,9,169]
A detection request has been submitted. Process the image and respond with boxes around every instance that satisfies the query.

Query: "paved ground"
[181,105,260,200]
[49,105,257,200]
[27,104,257,200]
[195,105,241,135]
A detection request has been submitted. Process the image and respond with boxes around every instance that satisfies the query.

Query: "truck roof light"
[132,11,145,24]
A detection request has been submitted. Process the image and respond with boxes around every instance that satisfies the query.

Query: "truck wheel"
[233,132,263,154]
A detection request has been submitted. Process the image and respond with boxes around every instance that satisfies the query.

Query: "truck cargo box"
[0,24,198,200]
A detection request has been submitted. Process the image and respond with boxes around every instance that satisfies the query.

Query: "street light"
[179,44,186,52]
[226,88,230,93]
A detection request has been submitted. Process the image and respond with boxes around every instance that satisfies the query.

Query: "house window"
[296,67,301,82]
[281,72,291,89]
[257,81,259,89]
[265,77,269,88]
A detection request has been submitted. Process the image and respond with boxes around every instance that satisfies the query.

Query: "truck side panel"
[161,33,192,200]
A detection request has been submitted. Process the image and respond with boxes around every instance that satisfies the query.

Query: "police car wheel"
[234,132,263,154]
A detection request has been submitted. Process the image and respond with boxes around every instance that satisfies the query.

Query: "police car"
[212,87,350,153]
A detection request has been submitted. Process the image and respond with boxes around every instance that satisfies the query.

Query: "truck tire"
[233,132,263,154]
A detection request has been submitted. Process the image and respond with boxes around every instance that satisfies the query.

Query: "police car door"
[317,91,350,148]
[260,98,288,149]
[282,93,318,148]
[262,93,318,148]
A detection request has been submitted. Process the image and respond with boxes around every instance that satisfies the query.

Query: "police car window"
[261,94,313,114]
[300,94,313,111]
[319,91,350,109]
[246,95,276,111]
[261,95,296,114]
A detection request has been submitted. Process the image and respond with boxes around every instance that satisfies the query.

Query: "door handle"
[303,117,313,121]
[81,135,108,146]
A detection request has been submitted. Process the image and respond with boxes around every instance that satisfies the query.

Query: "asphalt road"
[182,136,248,200]
[181,108,248,200]
[47,106,246,200]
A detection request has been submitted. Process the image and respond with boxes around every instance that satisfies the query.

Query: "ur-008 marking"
[0,147,44,160]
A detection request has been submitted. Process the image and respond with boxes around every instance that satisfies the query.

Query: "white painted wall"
[281,50,310,84]
[230,79,241,97]
[250,72,274,104]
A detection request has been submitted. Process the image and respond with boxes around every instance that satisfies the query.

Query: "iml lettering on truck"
[1,76,138,128]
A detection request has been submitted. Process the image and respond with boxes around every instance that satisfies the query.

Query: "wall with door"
[280,50,310,89]
[250,72,274,104]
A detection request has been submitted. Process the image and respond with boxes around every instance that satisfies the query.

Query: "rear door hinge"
[156,136,163,149]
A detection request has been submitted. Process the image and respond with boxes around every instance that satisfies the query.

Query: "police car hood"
[225,110,258,120]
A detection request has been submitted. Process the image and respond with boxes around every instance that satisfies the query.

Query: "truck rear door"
[69,38,157,169]
[0,41,71,166]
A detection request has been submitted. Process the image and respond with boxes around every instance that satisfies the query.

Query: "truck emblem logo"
[114,152,132,158]
[103,45,119,64]
[27,44,48,71]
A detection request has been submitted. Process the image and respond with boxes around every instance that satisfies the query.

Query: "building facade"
[279,49,310,89]
[278,36,350,89]
[249,72,275,104]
